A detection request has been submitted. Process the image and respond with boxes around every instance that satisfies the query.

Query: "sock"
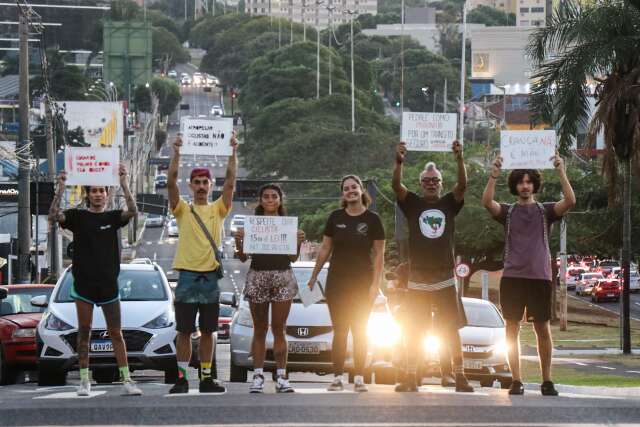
[119,366,131,382]
[200,362,212,380]
[254,368,263,376]
[276,368,286,378]
[177,362,188,379]
[79,368,89,382]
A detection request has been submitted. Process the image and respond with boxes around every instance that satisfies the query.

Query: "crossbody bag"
[189,204,225,279]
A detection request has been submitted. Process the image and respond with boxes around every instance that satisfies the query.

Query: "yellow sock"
[200,362,212,380]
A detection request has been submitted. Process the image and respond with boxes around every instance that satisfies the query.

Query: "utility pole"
[17,6,32,283]
[443,78,448,113]
[316,0,324,99]
[344,9,357,133]
[459,0,468,145]
[327,2,335,95]
[559,217,568,331]
[302,0,307,42]
[44,96,60,281]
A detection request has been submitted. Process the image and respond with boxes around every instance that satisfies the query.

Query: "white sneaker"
[77,378,91,396]
[354,375,368,392]
[327,376,344,391]
[249,374,265,393]
[275,376,294,393]
[121,380,143,396]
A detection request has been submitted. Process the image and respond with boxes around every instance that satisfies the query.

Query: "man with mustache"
[167,132,238,394]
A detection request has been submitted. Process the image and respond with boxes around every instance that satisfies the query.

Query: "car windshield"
[463,302,504,328]
[600,261,618,267]
[56,270,167,302]
[220,305,234,317]
[292,267,328,302]
[0,287,53,314]
[568,269,585,276]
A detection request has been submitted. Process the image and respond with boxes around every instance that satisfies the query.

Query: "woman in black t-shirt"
[234,184,305,394]
[307,175,385,392]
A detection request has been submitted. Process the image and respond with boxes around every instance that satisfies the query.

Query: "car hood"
[285,302,331,327]
[2,312,43,328]
[48,300,172,329]
[459,326,505,346]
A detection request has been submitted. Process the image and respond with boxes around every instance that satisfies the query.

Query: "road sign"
[455,263,471,278]
[1,122,19,134]
[148,157,170,167]
[136,193,167,216]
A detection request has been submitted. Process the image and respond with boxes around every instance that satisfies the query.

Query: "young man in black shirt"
[392,140,474,393]
[49,164,141,397]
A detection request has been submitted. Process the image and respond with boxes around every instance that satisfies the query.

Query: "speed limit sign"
[456,263,471,278]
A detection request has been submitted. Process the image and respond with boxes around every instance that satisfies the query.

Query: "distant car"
[576,272,605,296]
[130,258,154,265]
[217,304,235,340]
[157,156,170,171]
[598,260,620,277]
[167,219,179,237]
[168,70,178,79]
[591,279,621,303]
[145,214,165,228]
[181,75,192,86]
[230,215,245,234]
[631,271,640,293]
[205,74,219,87]
[155,174,168,189]
[193,72,203,86]
[210,105,224,116]
[0,284,54,384]
[566,267,587,290]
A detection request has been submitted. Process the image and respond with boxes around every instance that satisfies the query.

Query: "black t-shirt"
[250,254,291,271]
[398,191,463,283]
[61,209,129,288]
[323,209,385,295]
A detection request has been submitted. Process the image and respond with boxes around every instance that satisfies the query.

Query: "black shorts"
[174,302,220,334]
[401,286,467,331]
[500,277,552,322]
[71,280,119,306]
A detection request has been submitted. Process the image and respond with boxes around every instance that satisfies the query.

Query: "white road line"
[34,391,107,399]
[626,370,640,374]
[146,241,152,245]
[572,362,588,366]
[153,252,157,262]
[159,225,166,242]
[596,366,616,370]
[164,390,227,397]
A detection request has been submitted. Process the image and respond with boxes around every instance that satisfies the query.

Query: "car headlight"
[12,328,36,338]
[493,340,508,356]
[367,312,401,347]
[44,313,73,331]
[143,312,174,329]
[423,335,440,355]
[236,307,253,328]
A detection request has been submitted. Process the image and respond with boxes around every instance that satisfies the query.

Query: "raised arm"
[369,239,386,300]
[392,142,409,202]
[307,236,333,290]
[482,156,503,217]
[119,164,138,222]
[233,228,248,263]
[167,134,182,211]
[222,131,238,211]
[451,140,467,202]
[552,153,576,217]
[48,171,67,225]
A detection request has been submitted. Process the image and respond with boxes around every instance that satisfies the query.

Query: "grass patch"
[519,322,640,349]
[521,359,640,387]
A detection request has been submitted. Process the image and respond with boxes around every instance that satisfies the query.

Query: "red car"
[217,304,235,340]
[591,279,621,303]
[0,284,54,384]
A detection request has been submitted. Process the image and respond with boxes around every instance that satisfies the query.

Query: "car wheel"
[37,361,67,386]
[480,378,495,388]
[0,346,18,385]
[93,368,119,384]
[374,367,396,385]
[230,359,248,382]
[499,379,512,389]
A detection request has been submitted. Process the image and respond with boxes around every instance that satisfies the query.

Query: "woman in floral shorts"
[234,184,305,394]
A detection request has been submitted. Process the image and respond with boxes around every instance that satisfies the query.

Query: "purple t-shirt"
[493,202,560,281]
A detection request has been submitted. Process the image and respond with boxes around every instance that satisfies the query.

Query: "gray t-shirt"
[493,202,560,281]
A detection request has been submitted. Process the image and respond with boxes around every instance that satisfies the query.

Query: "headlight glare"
[423,335,440,355]
[367,312,401,347]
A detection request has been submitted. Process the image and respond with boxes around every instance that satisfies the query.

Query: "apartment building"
[245,0,378,28]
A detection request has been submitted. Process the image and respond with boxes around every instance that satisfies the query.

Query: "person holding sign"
[306,175,385,392]
[167,132,237,394]
[392,140,474,393]
[233,184,305,393]
[482,154,575,396]
[48,165,142,397]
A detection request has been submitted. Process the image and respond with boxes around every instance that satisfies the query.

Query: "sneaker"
[508,380,525,395]
[455,373,474,393]
[394,373,418,392]
[541,380,559,396]
[249,374,265,393]
[77,378,91,396]
[199,377,226,393]
[440,374,456,388]
[122,380,142,396]
[353,375,368,392]
[275,376,294,393]
[326,376,344,391]
[169,377,189,394]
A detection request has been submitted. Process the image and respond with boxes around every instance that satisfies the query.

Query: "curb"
[524,382,640,398]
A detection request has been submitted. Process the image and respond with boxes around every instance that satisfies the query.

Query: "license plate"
[607,294,614,297]
[90,340,113,352]
[288,342,321,354]
[463,359,483,370]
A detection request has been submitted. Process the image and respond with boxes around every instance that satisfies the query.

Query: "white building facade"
[245,0,378,28]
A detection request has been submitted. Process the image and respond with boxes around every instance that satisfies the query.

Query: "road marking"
[596,366,616,370]
[626,370,640,374]
[146,241,153,245]
[572,362,588,366]
[293,388,355,394]
[159,225,166,242]
[164,390,227,397]
[153,252,157,262]
[34,391,107,399]
[234,270,240,274]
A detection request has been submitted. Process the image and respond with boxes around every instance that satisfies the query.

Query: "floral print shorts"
[243,269,298,304]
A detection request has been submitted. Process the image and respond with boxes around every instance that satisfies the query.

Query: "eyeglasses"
[421,177,441,184]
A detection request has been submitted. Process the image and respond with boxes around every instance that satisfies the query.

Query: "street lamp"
[344,9,358,133]
[315,0,324,100]
[459,0,469,145]
[326,2,336,95]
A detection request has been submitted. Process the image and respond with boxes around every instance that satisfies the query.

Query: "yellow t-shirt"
[171,197,229,272]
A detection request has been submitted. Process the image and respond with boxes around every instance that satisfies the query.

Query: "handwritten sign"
[501,130,556,169]
[243,216,298,255]
[65,147,119,186]
[180,117,233,156]
[401,112,458,151]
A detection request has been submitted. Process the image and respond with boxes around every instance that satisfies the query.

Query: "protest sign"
[500,130,556,169]
[180,117,233,156]
[65,147,119,186]
[401,112,458,151]
[52,101,124,147]
[243,216,298,255]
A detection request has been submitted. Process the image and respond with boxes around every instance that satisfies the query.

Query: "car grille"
[63,330,153,353]
[286,326,332,339]
[266,350,332,363]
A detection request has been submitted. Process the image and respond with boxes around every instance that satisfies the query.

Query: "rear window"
[0,287,53,314]
[583,274,603,280]
[292,267,328,302]
[464,302,504,328]
[219,305,234,317]
[56,270,167,302]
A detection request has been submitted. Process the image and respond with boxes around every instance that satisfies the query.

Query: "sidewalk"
[523,382,640,398]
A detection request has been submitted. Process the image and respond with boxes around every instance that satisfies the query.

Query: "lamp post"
[344,9,358,133]
[459,0,468,145]
[326,2,335,95]
[316,0,324,99]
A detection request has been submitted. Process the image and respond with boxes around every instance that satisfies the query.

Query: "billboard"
[52,101,124,147]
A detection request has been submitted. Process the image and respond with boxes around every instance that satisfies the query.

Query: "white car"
[210,105,224,116]
[34,263,177,386]
[168,70,178,79]
[167,218,179,237]
[576,272,605,296]
[193,72,203,86]
[631,271,640,292]
[181,75,192,86]
[145,214,165,228]
[229,214,245,234]
[566,267,587,290]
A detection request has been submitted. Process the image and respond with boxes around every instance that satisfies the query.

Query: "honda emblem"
[297,327,309,337]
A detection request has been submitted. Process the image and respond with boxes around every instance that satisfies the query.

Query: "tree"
[134,77,181,118]
[527,0,640,353]
[30,51,90,101]
[147,9,182,40]
[152,27,190,71]
[467,5,516,26]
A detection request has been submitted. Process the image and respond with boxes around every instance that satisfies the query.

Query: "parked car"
[155,174,168,189]
[167,218,179,237]
[0,284,54,384]
[210,104,224,116]
[576,272,605,296]
[145,214,165,228]
[230,214,245,234]
[217,304,235,340]
[35,264,177,386]
[591,279,621,303]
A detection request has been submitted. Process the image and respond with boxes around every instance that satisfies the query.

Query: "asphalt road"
[571,291,640,321]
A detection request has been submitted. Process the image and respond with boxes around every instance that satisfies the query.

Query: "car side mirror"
[31,295,48,308]
[219,291,237,308]
[0,287,7,300]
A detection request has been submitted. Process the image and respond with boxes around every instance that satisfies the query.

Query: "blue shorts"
[174,270,220,304]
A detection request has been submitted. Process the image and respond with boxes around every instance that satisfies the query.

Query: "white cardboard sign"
[401,112,458,151]
[500,130,556,169]
[65,147,119,186]
[243,216,298,255]
[180,117,233,156]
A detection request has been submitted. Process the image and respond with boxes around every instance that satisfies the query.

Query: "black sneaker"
[455,373,474,393]
[508,380,525,395]
[440,374,456,388]
[541,381,559,396]
[394,373,418,392]
[169,377,189,394]
[199,377,226,393]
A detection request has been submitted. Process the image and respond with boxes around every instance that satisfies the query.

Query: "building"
[245,0,378,28]
[515,0,547,27]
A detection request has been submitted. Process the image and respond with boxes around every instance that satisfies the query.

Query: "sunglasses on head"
[421,177,441,184]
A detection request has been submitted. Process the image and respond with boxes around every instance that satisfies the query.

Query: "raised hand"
[491,156,503,178]
[452,140,463,160]
[396,142,407,164]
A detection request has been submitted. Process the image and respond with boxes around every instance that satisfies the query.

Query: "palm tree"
[527,0,640,353]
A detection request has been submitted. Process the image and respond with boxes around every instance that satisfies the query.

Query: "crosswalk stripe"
[34,391,107,399]
[164,390,227,397]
